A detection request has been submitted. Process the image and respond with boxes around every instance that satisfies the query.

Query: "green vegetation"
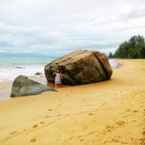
[112,35,145,58]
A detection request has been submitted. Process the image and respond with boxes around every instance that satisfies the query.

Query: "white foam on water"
[0,64,45,81]
[0,60,120,81]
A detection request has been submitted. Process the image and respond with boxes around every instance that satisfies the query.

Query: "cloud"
[0,0,145,55]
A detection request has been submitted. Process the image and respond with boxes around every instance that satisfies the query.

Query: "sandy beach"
[0,59,145,145]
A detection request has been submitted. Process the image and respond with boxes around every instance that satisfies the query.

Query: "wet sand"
[0,80,12,100]
[0,59,145,145]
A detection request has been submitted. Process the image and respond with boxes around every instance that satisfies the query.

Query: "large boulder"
[11,75,56,97]
[44,50,113,85]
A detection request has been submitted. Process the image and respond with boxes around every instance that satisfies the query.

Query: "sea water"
[0,53,57,81]
[0,51,119,81]
[0,52,119,82]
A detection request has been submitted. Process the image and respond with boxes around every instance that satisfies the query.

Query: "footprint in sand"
[40,121,45,125]
[142,131,145,135]
[32,124,38,128]
[87,131,96,135]
[116,120,126,126]
[10,131,17,135]
[105,125,114,132]
[133,110,138,113]
[48,109,53,112]
[104,121,126,135]
[126,109,131,112]
[69,136,73,140]
[111,138,120,143]
[88,112,94,116]
[45,115,49,118]
[111,138,128,144]
[140,138,145,144]
[79,138,84,142]
[103,137,128,144]
[30,138,37,143]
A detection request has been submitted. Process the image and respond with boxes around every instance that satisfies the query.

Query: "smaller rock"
[11,75,56,97]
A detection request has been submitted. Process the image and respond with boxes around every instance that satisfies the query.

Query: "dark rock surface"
[11,75,56,97]
[44,50,112,85]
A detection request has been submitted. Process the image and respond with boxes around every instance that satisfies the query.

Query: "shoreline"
[0,63,45,82]
[0,80,12,101]
[0,59,120,100]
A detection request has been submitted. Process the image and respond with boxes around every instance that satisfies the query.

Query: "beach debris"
[15,66,24,69]
[35,72,42,76]
[10,75,56,97]
[44,50,112,85]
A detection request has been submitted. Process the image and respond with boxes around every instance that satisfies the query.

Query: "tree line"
[109,35,145,58]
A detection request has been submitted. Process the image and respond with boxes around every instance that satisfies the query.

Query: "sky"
[0,0,145,55]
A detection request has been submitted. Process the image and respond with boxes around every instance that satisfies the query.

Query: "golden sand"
[0,59,145,145]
